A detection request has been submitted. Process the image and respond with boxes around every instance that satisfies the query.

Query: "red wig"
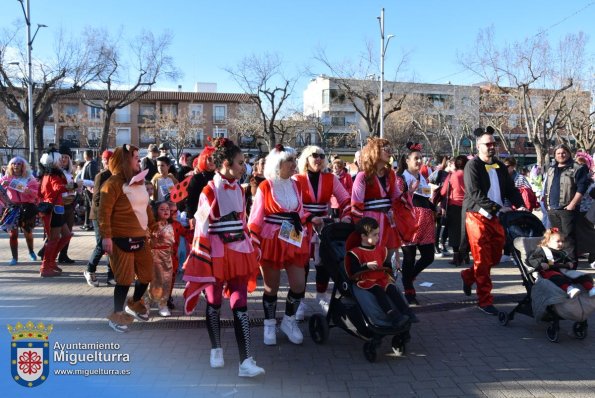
[195,146,216,172]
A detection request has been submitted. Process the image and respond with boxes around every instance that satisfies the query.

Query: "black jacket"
[463,156,524,216]
[185,171,215,218]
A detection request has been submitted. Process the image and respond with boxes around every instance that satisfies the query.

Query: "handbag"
[112,237,146,252]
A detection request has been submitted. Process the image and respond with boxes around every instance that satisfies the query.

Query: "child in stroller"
[527,227,595,299]
[497,211,595,342]
[308,221,413,362]
[345,217,416,329]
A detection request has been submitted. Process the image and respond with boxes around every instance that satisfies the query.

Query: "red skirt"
[185,246,259,283]
[259,235,310,269]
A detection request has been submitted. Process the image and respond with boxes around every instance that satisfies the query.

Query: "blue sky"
[1,0,594,104]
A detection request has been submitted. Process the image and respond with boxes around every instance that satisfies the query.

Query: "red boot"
[40,240,61,277]
[53,234,72,273]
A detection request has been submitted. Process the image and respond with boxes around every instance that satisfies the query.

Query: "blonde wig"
[6,156,32,178]
[297,145,327,174]
[263,144,296,180]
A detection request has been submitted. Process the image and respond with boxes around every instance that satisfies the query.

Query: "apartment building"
[1,88,256,160]
[303,75,480,154]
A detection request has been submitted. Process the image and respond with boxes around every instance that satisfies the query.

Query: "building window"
[189,104,203,121]
[322,89,346,105]
[115,105,131,123]
[213,127,227,138]
[139,127,155,145]
[64,104,79,116]
[115,128,131,146]
[62,128,81,147]
[160,103,178,118]
[138,103,156,123]
[331,116,346,126]
[86,128,101,147]
[88,105,102,120]
[213,105,227,124]
[194,129,204,147]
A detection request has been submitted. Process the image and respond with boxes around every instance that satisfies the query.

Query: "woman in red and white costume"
[248,144,309,346]
[351,138,402,272]
[294,145,351,318]
[395,142,435,305]
[183,138,264,377]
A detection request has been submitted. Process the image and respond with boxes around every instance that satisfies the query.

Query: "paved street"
[1,228,595,397]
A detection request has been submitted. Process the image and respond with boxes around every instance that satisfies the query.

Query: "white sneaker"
[263,319,277,346]
[567,286,581,299]
[210,348,224,368]
[589,287,595,298]
[238,357,265,377]
[316,292,330,314]
[280,314,303,344]
[83,271,99,287]
[590,261,595,269]
[499,254,512,263]
[158,305,171,317]
[295,301,306,321]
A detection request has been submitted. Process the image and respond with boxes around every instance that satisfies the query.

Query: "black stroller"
[497,211,592,342]
[308,222,411,362]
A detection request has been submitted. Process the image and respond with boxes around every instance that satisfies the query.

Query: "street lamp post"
[18,0,46,167]
[377,8,393,139]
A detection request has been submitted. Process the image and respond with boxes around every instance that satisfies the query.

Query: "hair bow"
[550,227,559,233]
[410,143,422,151]
[275,144,285,152]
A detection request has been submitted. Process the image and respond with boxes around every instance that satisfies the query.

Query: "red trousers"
[461,212,505,307]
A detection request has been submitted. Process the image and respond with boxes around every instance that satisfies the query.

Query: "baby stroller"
[308,222,411,362]
[497,211,595,342]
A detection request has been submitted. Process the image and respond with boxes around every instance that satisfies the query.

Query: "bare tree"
[460,27,589,166]
[80,28,179,152]
[146,109,204,160]
[314,44,408,137]
[225,53,299,149]
[0,27,106,161]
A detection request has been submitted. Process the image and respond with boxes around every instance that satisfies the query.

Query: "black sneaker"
[478,305,498,316]
[463,281,472,296]
[167,297,175,310]
[58,256,76,264]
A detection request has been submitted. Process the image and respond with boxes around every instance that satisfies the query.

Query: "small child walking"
[527,228,595,298]
[147,201,176,316]
[345,217,417,327]
[166,201,186,310]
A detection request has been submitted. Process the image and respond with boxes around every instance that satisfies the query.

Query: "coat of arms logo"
[7,321,53,387]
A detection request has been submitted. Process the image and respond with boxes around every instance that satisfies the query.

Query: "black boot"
[58,243,75,264]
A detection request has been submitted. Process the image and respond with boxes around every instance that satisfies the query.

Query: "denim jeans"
[86,220,113,280]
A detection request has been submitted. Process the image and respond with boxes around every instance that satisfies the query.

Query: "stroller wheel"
[498,311,511,326]
[363,341,377,363]
[546,325,559,343]
[391,335,406,357]
[308,314,329,344]
[572,321,588,340]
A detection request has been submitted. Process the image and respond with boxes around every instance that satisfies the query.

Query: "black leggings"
[401,244,435,292]
[368,284,406,315]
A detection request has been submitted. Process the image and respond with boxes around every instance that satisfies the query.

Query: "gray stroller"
[498,211,595,342]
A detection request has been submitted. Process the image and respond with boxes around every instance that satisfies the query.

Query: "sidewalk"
[1,229,595,397]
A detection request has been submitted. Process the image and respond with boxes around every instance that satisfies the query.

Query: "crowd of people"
[1,128,595,377]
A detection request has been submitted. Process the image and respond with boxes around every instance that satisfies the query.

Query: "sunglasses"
[480,142,497,148]
[311,153,326,160]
